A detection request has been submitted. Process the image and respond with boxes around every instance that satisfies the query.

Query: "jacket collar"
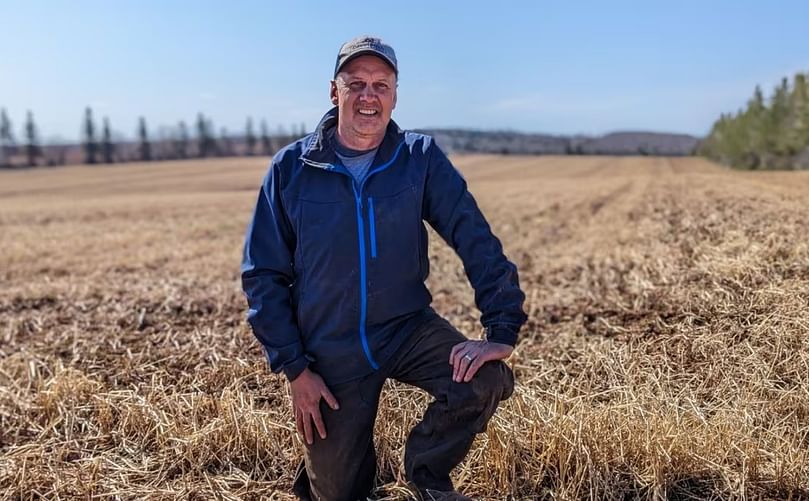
[301,106,404,170]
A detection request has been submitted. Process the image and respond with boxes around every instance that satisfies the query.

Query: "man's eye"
[349,82,364,91]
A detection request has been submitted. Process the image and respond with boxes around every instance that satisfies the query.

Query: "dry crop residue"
[1,156,807,499]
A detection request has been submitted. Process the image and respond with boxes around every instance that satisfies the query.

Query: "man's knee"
[474,360,514,403]
[448,361,514,414]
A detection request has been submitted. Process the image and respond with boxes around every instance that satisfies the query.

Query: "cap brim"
[335,50,398,77]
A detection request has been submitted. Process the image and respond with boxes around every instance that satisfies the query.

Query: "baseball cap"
[334,36,398,78]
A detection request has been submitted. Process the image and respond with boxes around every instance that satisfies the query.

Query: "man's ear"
[330,80,339,106]
[392,87,397,110]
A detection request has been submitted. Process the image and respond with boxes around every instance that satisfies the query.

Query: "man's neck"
[335,125,384,152]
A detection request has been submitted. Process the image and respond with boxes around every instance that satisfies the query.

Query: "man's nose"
[359,85,377,100]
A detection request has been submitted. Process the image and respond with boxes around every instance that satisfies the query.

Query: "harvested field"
[1,155,808,499]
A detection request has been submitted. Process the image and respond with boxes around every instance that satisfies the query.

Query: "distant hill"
[419,129,700,156]
[2,129,700,169]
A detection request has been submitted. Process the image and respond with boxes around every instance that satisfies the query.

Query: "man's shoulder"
[402,130,435,156]
[271,134,313,168]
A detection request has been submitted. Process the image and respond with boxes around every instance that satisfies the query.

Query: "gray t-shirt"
[329,129,377,186]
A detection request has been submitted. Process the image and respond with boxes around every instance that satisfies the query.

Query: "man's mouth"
[357,109,378,116]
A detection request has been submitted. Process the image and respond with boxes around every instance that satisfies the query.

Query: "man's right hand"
[289,367,340,445]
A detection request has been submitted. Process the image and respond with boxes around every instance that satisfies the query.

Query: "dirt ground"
[1,155,808,499]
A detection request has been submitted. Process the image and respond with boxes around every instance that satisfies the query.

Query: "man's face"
[330,55,397,141]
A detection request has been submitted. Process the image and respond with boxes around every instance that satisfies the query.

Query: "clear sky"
[1,0,807,143]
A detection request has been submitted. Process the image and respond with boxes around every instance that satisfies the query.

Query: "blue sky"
[1,0,807,143]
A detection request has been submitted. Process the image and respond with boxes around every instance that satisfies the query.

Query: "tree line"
[699,72,809,170]
[0,107,306,168]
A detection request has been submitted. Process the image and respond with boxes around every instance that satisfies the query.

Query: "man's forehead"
[337,55,397,80]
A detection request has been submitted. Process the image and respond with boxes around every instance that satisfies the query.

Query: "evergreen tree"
[176,120,189,159]
[196,113,212,157]
[787,73,809,152]
[802,74,809,146]
[769,77,791,156]
[102,117,115,163]
[245,117,256,156]
[0,108,14,167]
[260,119,271,155]
[0,108,12,143]
[207,118,219,156]
[220,127,233,156]
[746,86,767,158]
[24,110,40,167]
[83,107,97,164]
[138,117,151,161]
[1,109,14,164]
[701,72,809,169]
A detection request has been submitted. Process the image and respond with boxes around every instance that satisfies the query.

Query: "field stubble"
[1,155,808,499]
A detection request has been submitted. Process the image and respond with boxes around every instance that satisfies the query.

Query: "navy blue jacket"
[241,107,527,385]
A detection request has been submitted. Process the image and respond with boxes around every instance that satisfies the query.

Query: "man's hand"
[449,340,513,383]
[289,367,339,445]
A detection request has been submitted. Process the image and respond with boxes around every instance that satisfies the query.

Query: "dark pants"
[291,316,515,501]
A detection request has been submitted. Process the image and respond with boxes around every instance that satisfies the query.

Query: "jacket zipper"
[368,196,377,259]
[350,182,377,369]
[301,140,405,370]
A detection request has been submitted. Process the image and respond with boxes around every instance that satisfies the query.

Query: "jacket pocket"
[366,185,419,286]
[365,185,428,325]
[297,198,360,336]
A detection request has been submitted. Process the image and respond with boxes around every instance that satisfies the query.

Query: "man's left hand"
[449,340,513,383]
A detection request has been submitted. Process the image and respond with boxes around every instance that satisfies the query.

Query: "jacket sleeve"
[241,159,309,381]
[422,142,528,346]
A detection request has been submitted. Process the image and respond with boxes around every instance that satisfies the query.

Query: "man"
[241,36,527,501]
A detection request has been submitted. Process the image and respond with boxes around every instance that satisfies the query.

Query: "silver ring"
[463,354,473,361]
